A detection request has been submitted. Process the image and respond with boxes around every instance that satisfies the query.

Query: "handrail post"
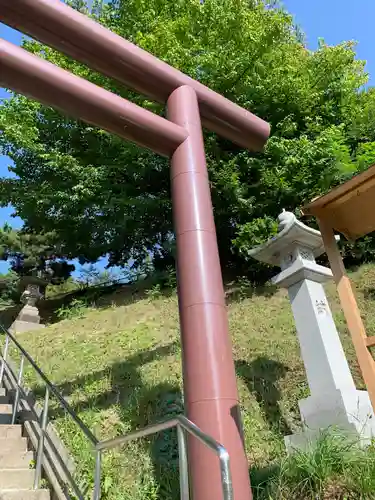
[11,354,24,424]
[219,450,234,500]
[177,424,190,500]
[93,449,102,500]
[0,334,10,386]
[34,386,49,489]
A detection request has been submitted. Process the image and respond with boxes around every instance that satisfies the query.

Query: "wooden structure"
[304,164,375,412]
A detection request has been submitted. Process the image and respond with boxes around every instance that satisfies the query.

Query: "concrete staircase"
[0,388,50,499]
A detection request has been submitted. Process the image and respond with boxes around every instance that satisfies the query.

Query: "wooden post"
[318,217,375,412]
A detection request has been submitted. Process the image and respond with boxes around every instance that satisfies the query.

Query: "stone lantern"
[9,276,46,334]
[249,210,375,451]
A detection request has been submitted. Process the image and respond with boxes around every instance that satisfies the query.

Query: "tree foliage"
[1,0,375,277]
[0,224,75,284]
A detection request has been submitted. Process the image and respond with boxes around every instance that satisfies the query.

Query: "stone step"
[0,438,28,452]
[0,452,33,469]
[0,427,22,440]
[0,390,7,404]
[0,406,13,426]
[0,490,50,500]
[0,470,34,489]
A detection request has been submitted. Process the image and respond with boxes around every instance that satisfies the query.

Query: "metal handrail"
[0,357,84,498]
[95,414,233,500]
[0,324,98,498]
[0,325,233,500]
[0,325,98,445]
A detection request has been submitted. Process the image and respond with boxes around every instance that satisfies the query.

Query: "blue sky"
[1,0,374,273]
[283,0,374,83]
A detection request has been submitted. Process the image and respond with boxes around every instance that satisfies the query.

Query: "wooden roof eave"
[303,164,375,241]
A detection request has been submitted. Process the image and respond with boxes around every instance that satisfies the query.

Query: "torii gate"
[0,1,270,499]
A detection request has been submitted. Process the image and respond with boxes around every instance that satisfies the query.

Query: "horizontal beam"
[0,0,270,151]
[0,39,188,157]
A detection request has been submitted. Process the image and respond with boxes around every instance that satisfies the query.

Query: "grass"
[251,430,375,499]
[7,263,375,499]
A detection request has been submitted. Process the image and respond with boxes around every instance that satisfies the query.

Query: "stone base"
[285,389,375,453]
[15,304,42,324]
[9,320,45,334]
[9,304,44,335]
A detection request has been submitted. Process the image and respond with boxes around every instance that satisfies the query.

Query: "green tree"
[0,224,75,291]
[348,88,375,146]
[0,271,20,307]
[0,0,372,275]
[78,264,120,287]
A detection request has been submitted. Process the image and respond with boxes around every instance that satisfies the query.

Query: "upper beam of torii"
[0,0,270,153]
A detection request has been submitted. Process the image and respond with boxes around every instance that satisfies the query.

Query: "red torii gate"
[0,1,270,499]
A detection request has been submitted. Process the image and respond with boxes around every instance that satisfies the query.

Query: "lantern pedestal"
[10,278,46,334]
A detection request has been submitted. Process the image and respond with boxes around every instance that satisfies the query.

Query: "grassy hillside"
[11,264,375,499]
